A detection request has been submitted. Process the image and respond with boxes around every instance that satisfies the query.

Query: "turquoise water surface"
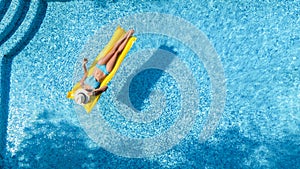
[0,0,299,168]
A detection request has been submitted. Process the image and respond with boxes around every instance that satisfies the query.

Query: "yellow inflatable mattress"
[67,26,136,113]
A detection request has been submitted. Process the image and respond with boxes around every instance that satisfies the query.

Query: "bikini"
[84,64,110,89]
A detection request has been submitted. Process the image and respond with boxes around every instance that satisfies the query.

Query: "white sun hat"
[74,89,90,105]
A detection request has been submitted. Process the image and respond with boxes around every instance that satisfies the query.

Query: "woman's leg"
[98,30,134,65]
[105,35,132,72]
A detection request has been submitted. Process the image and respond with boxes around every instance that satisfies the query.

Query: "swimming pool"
[1,0,299,168]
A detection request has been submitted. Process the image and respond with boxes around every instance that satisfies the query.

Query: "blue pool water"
[1,0,299,168]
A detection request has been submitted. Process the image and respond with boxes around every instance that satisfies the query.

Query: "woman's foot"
[126,29,134,38]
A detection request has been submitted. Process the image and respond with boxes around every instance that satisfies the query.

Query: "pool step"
[0,0,30,47]
[0,0,46,57]
[0,0,20,38]
[0,0,12,22]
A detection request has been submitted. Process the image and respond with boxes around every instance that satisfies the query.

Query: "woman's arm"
[79,58,88,86]
[92,85,108,96]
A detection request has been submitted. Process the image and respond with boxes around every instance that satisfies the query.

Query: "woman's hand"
[82,58,88,65]
[102,85,108,92]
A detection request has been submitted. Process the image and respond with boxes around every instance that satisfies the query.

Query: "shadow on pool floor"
[118,44,178,111]
[2,109,299,168]
[2,110,161,169]
[0,0,48,163]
